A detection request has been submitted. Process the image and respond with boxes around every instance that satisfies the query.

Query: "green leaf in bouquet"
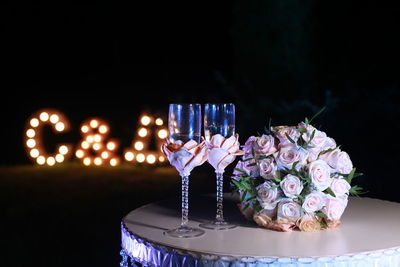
[267,184,280,190]
[325,187,337,198]
[295,194,305,200]
[291,161,300,171]
[349,186,366,197]
[242,157,254,162]
[273,176,282,183]
[234,168,247,174]
[297,127,307,134]
[319,145,341,156]
[315,212,328,219]
[305,117,309,125]
[309,129,316,142]
[258,155,269,161]
[308,106,326,125]
[285,133,296,144]
[247,162,257,167]
[346,168,356,184]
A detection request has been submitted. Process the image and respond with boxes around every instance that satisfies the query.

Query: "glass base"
[164,225,205,238]
[199,220,237,230]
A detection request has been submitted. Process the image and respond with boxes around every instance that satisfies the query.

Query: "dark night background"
[1,1,400,266]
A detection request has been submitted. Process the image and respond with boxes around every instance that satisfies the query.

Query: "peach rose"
[259,157,277,179]
[319,149,353,174]
[323,195,347,220]
[325,219,341,229]
[296,213,321,232]
[207,134,244,174]
[162,139,208,177]
[253,208,276,227]
[280,174,303,199]
[255,134,277,155]
[302,191,326,213]
[275,144,308,171]
[308,160,332,191]
[330,178,351,197]
[257,181,283,209]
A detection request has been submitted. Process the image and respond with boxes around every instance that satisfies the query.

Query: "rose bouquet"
[232,110,363,232]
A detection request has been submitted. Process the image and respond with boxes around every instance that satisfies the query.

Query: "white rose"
[257,181,282,209]
[319,149,353,174]
[302,191,326,213]
[323,195,347,220]
[259,157,277,179]
[330,178,351,197]
[280,174,303,198]
[323,137,337,150]
[255,134,277,155]
[275,144,308,171]
[277,199,301,223]
[308,160,333,191]
[302,128,328,150]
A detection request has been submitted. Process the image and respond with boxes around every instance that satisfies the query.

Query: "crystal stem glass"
[200,103,237,230]
[164,104,205,238]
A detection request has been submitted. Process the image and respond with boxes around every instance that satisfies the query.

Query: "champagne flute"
[165,104,205,238]
[200,103,237,230]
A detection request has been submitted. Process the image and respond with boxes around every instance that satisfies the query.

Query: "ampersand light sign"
[75,118,121,166]
[124,114,167,164]
[25,109,72,166]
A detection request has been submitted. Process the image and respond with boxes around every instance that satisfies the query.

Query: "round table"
[120,194,400,266]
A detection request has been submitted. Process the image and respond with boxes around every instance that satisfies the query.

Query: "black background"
[2,1,400,200]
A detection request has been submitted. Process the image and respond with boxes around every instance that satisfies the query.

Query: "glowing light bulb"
[90,120,99,128]
[30,118,39,127]
[141,116,151,126]
[146,154,156,164]
[26,129,35,138]
[55,122,65,131]
[30,149,39,158]
[101,151,109,159]
[138,128,148,137]
[125,151,134,161]
[49,114,59,124]
[158,129,168,139]
[36,156,46,165]
[93,143,101,150]
[75,149,84,158]
[94,134,102,143]
[155,118,163,126]
[39,112,49,122]
[59,145,68,155]
[107,142,116,151]
[55,154,64,163]
[158,156,165,162]
[134,141,144,151]
[26,139,36,148]
[136,153,145,163]
[110,158,118,166]
[81,141,90,149]
[99,125,108,134]
[83,157,91,166]
[46,157,56,166]
[81,125,89,133]
[94,157,102,166]
[86,135,94,143]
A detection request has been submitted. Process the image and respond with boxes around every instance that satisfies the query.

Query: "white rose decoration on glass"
[231,107,364,232]
[199,103,243,231]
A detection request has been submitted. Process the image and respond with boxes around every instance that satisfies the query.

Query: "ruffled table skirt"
[120,195,400,267]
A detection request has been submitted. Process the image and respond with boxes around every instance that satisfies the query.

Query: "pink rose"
[302,191,326,213]
[319,149,353,174]
[280,174,303,199]
[308,159,332,191]
[277,200,301,223]
[296,213,321,232]
[162,139,208,177]
[273,126,300,148]
[323,195,347,220]
[257,181,283,209]
[330,178,351,197]
[207,134,244,174]
[255,134,277,155]
[275,144,308,171]
[259,157,277,179]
